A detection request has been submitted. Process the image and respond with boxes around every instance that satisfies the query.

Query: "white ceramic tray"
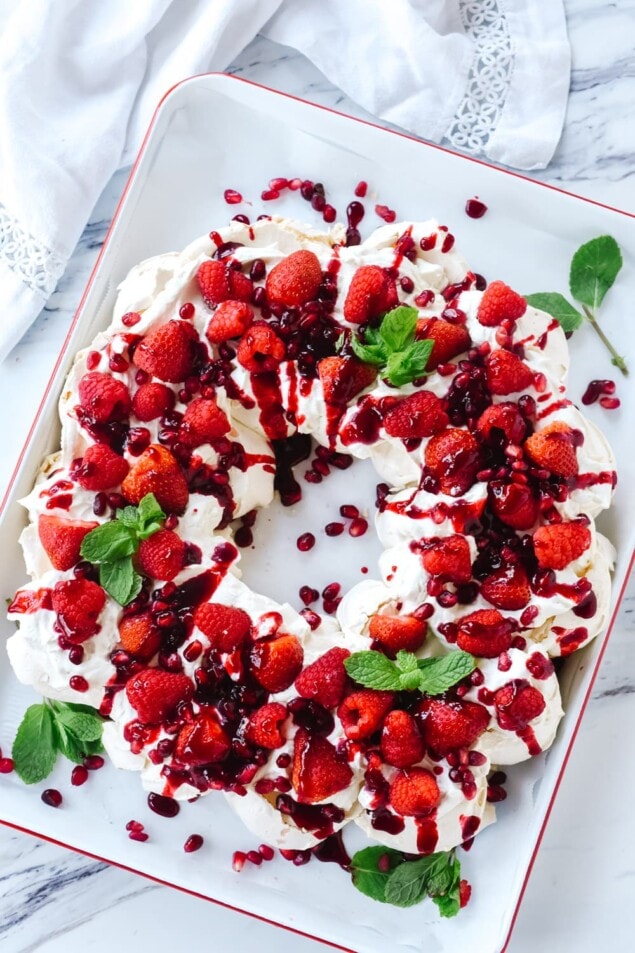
[1,74,634,953]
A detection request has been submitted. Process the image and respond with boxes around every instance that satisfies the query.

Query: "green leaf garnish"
[344,649,475,694]
[350,847,464,915]
[99,557,142,607]
[416,651,476,694]
[351,305,433,385]
[12,700,104,784]
[524,293,583,334]
[349,846,402,902]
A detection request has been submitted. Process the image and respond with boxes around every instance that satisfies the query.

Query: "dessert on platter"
[5,211,617,910]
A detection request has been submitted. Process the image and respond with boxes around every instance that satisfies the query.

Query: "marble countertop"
[1,3,634,951]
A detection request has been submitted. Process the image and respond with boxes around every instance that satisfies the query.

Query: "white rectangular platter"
[0,74,634,953]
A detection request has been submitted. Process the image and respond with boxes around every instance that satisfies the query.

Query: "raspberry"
[417,698,490,755]
[236,322,286,373]
[205,300,254,344]
[477,280,527,327]
[480,564,531,610]
[368,615,427,653]
[459,879,472,908]
[196,259,253,307]
[421,535,473,584]
[122,444,189,514]
[383,390,449,439]
[125,668,193,725]
[337,689,394,740]
[118,611,161,661]
[455,609,514,657]
[245,703,288,748]
[318,357,377,405]
[137,529,186,581]
[175,710,231,764]
[133,320,196,383]
[78,372,131,423]
[415,317,471,369]
[476,402,527,446]
[74,444,129,491]
[494,679,546,731]
[343,265,398,324]
[38,515,98,571]
[294,647,350,709]
[179,397,231,447]
[250,633,304,692]
[488,480,539,530]
[381,710,424,767]
[532,521,591,570]
[291,727,353,804]
[524,423,579,477]
[132,382,175,421]
[485,349,534,396]
[424,428,480,496]
[51,579,106,643]
[194,603,252,652]
[388,767,440,816]
[265,250,323,308]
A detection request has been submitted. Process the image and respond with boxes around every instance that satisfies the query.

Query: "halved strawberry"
[78,372,131,423]
[294,647,350,709]
[291,727,353,804]
[417,698,490,755]
[118,611,161,661]
[51,579,106,643]
[205,300,254,344]
[476,402,527,446]
[485,349,534,396]
[250,633,304,693]
[137,529,186,581]
[194,603,252,652]
[368,615,427,653]
[38,515,98,571]
[477,281,527,327]
[494,679,546,731]
[421,535,473,584]
[455,609,514,657]
[133,320,196,383]
[343,265,398,324]
[265,250,323,308]
[424,428,480,496]
[381,710,424,768]
[524,423,579,477]
[480,564,531,610]
[383,390,449,439]
[196,259,253,307]
[318,356,377,405]
[488,480,539,530]
[125,668,193,725]
[74,444,129,491]
[121,444,189,514]
[179,397,231,447]
[337,689,394,740]
[175,709,231,764]
[245,702,288,749]
[415,317,471,369]
[388,767,440,816]
[532,521,591,570]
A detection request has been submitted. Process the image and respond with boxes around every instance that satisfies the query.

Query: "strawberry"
[137,529,186,581]
[236,321,286,373]
[475,402,527,446]
[337,689,394,740]
[415,317,471,369]
[388,767,440,816]
[265,250,323,308]
[318,356,377,405]
[74,444,129,491]
[132,382,175,421]
[121,444,189,514]
[532,521,591,570]
[494,679,546,731]
[51,579,105,643]
[38,515,98,571]
[118,611,161,661]
[174,709,231,764]
[245,702,288,748]
[455,609,514,657]
[488,480,539,530]
[132,320,196,383]
[417,698,490,756]
[78,372,131,423]
[194,603,252,652]
[381,710,424,767]
[179,397,231,447]
[294,647,350,709]
[524,422,579,477]
[125,668,193,724]
[383,390,449,439]
[480,564,531,610]
[343,265,398,324]
[424,428,480,496]
[421,535,473,584]
[250,633,304,692]
[205,300,253,344]
[484,349,534,396]
[477,280,527,327]
[196,259,253,307]
[368,615,427,653]
[291,727,353,804]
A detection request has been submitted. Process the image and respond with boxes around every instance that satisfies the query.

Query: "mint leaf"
[350,846,402,902]
[524,292,583,334]
[99,557,142,606]
[431,856,462,918]
[351,337,387,366]
[53,721,87,764]
[56,711,103,743]
[417,651,475,694]
[384,856,434,907]
[117,505,141,528]
[80,521,137,562]
[344,651,402,691]
[384,339,433,386]
[570,235,622,310]
[12,704,57,784]
[136,493,166,537]
[395,650,418,673]
[351,307,433,385]
[379,306,418,352]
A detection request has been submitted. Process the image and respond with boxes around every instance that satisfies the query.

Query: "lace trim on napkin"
[0,201,66,297]
[443,0,514,155]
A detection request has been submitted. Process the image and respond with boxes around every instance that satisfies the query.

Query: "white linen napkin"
[0,0,570,362]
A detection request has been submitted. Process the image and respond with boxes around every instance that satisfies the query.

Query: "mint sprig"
[12,700,105,784]
[350,847,463,915]
[525,235,627,375]
[351,306,434,386]
[80,493,165,606]
[344,649,475,694]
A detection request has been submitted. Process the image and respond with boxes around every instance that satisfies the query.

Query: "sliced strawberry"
[78,372,131,423]
[455,609,514,658]
[475,402,527,446]
[74,444,129,491]
[318,356,377,405]
[421,535,473,584]
[524,423,579,477]
[337,689,394,740]
[132,320,196,383]
[265,250,323,308]
[175,709,231,765]
[381,710,424,767]
[417,697,490,756]
[194,603,252,652]
[196,259,253,307]
[477,281,527,327]
[388,767,440,816]
[250,633,304,693]
[424,428,480,496]
[480,564,531,610]
[488,480,539,530]
[383,390,449,439]
[485,349,534,396]
[368,615,427,653]
[132,382,175,422]
[291,727,353,804]
[294,647,350,709]
[51,579,105,643]
[121,444,189,514]
[494,679,546,731]
[38,515,98,571]
[415,317,471,369]
[245,702,288,749]
[125,668,193,725]
[532,521,591,570]
[137,529,186,581]
[343,265,398,324]
[118,611,161,661]
[179,397,231,447]
[205,300,254,344]
[236,321,286,373]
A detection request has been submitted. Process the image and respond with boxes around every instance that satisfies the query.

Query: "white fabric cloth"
[0,0,570,362]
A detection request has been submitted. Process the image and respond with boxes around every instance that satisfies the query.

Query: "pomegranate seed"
[247,850,263,866]
[600,396,620,409]
[178,302,195,320]
[261,189,280,202]
[375,204,396,223]
[41,789,62,808]
[354,181,368,197]
[184,834,204,853]
[233,850,247,872]
[465,198,488,219]
[325,521,344,537]
[126,820,144,832]
[148,792,180,817]
[121,311,141,327]
[414,289,435,307]
[377,853,392,872]
[0,757,15,773]
[259,843,275,861]
[311,193,326,212]
[441,232,455,253]
[288,178,302,191]
[250,258,266,281]
[224,189,243,204]
[400,276,414,293]
[71,765,88,786]
[339,504,359,519]
[297,532,315,552]
[300,608,322,630]
[322,582,341,600]
[349,517,368,537]
[323,204,336,223]
[84,755,105,770]
[129,830,149,842]
[69,675,89,693]
[299,585,319,605]
[68,646,84,665]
